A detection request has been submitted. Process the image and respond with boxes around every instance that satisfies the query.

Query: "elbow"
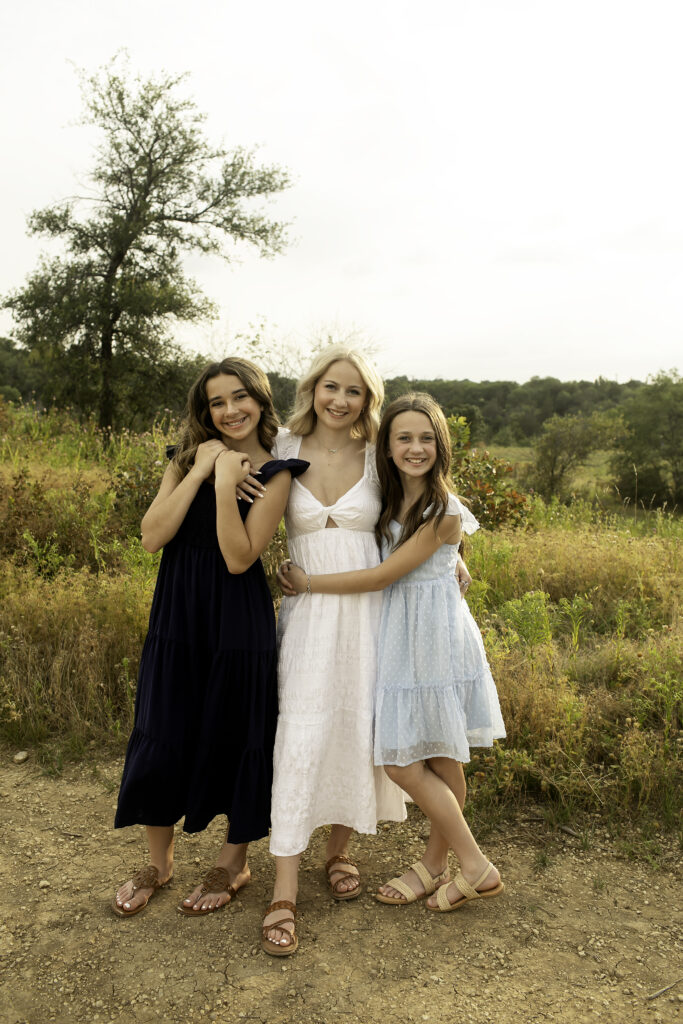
[223,556,254,575]
[141,534,162,553]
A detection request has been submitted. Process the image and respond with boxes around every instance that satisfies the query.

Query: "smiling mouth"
[327,409,348,418]
[223,415,248,428]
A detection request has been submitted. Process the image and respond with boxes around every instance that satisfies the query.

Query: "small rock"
[13,751,29,764]
[39,880,50,889]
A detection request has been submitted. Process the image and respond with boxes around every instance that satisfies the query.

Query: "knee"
[384,762,420,787]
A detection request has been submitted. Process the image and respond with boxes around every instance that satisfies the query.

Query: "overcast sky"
[1,0,681,383]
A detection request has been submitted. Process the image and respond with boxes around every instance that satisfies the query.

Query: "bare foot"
[378,860,449,902]
[425,861,501,910]
[181,863,250,913]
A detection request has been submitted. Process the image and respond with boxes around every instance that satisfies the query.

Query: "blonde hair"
[286,345,384,441]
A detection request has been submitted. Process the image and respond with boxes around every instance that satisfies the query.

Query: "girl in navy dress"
[282,392,505,914]
[113,358,307,917]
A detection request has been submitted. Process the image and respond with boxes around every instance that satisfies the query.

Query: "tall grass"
[1,401,681,830]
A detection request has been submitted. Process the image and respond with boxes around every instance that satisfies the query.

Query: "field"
[1,401,680,833]
[1,401,681,1023]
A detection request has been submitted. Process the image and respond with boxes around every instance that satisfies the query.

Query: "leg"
[377,762,452,903]
[114,825,174,913]
[181,833,251,914]
[420,758,466,879]
[262,853,301,951]
[383,761,501,909]
[325,824,361,898]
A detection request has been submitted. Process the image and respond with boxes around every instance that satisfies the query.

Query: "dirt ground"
[1,751,681,1024]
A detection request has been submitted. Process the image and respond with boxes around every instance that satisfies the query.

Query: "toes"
[183,886,203,907]
[123,887,151,911]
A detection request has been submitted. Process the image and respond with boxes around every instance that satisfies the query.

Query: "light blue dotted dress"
[374,494,506,767]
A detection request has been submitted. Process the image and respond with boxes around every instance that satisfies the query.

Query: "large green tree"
[529,409,625,500]
[613,370,683,507]
[3,57,290,429]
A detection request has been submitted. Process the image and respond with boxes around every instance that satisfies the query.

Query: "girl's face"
[206,373,262,446]
[388,410,438,481]
[313,360,367,431]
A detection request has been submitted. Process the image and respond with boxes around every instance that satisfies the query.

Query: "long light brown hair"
[286,344,384,441]
[172,358,279,478]
[375,392,452,550]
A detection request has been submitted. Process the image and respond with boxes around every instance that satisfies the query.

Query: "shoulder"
[445,493,480,534]
[364,442,380,485]
[259,458,309,484]
[272,428,303,461]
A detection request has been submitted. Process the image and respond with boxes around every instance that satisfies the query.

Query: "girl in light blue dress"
[281,392,505,914]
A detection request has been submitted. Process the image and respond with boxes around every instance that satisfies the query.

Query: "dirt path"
[1,753,681,1024]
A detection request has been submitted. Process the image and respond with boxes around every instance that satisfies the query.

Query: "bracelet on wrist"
[306,574,312,595]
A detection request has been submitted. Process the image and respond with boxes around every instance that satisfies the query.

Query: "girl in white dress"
[282,393,505,918]
[261,347,407,956]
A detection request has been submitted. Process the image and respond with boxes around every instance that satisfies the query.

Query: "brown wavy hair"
[375,392,452,551]
[286,344,384,441]
[172,358,279,478]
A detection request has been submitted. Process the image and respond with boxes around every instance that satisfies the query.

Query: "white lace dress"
[270,429,406,857]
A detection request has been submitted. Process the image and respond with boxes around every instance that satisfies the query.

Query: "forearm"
[215,482,257,573]
[307,564,388,595]
[140,469,204,552]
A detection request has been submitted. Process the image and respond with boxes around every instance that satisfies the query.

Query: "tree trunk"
[99,321,115,434]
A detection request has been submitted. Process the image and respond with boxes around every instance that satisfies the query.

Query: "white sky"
[1,0,681,383]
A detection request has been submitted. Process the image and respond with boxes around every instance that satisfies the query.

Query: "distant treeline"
[0,336,652,444]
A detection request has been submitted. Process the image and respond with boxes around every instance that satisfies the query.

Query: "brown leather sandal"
[178,865,244,916]
[325,854,361,901]
[112,865,172,917]
[261,900,298,957]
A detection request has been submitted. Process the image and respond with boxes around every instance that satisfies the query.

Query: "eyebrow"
[209,387,248,399]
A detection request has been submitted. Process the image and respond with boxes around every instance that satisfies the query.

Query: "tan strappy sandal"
[376,860,449,905]
[325,854,361,901]
[261,900,298,956]
[111,865,173,917]
[427,862,504,913]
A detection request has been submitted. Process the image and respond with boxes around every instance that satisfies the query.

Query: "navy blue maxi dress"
[114,457,308,844]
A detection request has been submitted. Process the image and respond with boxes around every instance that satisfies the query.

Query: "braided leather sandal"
[261,900,298,957]
[178,865,245,916]
[376,860,449,905]
[427,862,504,913]
[112,865,172,917]
[325,854,361,901]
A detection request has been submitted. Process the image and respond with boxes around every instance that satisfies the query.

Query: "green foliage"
[528,409,625,500]
[384,372,647,444]
[448,415,528,529]
[612,370,683,508]
[2,55,290,429]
